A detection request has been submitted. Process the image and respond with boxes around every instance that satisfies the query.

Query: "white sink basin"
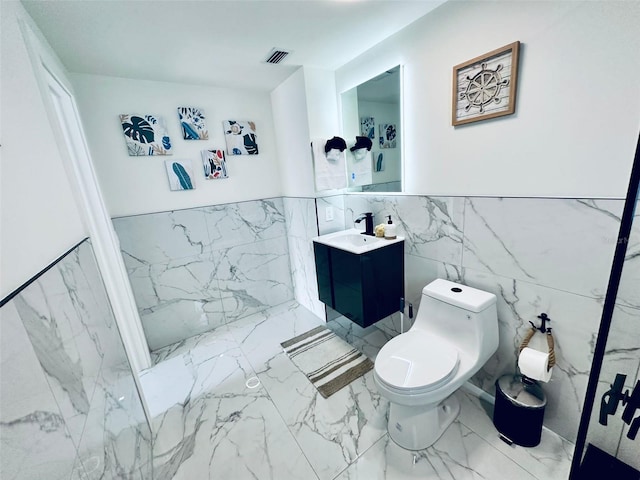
[312,228,403,254]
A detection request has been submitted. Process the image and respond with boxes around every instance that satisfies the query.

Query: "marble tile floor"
[139,301,574,480]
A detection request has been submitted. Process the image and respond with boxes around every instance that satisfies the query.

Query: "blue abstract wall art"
[374,152,385,172]
[379,123,397,149]
[165,159,195,191]
[178,107,209,140]
[120,114,172,156]
[360,117,375,140]
[201,149,229,179]
[223,120,259,155]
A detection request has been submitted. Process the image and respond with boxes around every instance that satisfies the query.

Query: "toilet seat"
[375,330,459,393]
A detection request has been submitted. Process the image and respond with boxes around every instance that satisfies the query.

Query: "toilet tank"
[413,279,498,361]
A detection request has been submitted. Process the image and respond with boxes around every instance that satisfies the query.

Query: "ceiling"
[21,0,445,92]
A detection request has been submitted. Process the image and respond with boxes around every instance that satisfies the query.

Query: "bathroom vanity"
[312,229,404,328]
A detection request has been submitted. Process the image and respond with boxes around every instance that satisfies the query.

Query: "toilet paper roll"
[518,347,553,383]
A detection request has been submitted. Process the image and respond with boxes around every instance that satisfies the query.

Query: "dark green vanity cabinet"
[313,240,404,328]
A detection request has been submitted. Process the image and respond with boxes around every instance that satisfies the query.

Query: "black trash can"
[493,375,547,447]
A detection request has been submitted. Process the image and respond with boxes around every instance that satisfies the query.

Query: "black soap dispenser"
[384,215,397,239]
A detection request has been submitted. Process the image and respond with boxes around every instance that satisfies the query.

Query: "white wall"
[271,68,316,197]
[336,1,640,198]
[303,67,340,140]
[0,1,87,299]
[71,74,282,217]
[270,67,341,198]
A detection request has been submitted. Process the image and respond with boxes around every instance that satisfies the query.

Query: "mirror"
[341,65,402,193]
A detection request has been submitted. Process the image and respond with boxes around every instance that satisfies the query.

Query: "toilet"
[374,278,498,450]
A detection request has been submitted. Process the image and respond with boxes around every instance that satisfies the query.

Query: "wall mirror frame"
[340,65,402,193]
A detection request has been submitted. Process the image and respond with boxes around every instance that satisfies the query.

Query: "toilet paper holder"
[518,313,556,372]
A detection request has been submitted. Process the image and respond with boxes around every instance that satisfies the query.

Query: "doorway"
[19,20,152,376]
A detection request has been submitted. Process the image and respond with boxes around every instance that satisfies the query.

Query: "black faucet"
[355,212,374,236]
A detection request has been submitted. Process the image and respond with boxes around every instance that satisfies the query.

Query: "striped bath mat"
[281,325,374,398]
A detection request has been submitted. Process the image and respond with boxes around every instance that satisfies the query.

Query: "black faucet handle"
[354,212,373,222]
[355,212,375,235]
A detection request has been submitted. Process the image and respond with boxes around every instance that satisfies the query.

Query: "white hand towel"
[348,149,373,187]
[312,138,347,191]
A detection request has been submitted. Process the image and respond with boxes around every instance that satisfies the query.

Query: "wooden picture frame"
[452,41,520,126]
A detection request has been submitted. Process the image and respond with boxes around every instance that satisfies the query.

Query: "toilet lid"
[375,331,459,390]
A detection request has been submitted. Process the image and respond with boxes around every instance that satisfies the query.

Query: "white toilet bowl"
[373,279,498,450]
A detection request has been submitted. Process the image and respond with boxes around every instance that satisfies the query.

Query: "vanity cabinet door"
[360,243,404,327]
[313,240,404,328]
[313,243,333,307]
[331,248,364,324]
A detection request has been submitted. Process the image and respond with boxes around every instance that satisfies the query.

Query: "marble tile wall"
[282,197,325,319]
[344,194,466,337]
[0,240,152,479]
[314,195,349,322]
[107,191,634,447]
[282,194,351,321]
[316,194,346,235]
[343,194,630,443]
[112,198,295,351]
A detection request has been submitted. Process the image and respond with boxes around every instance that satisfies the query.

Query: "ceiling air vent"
[263,48,291,64]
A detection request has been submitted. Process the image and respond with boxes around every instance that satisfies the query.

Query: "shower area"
[570,136,640,478]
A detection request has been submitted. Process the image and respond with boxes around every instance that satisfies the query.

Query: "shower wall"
[0,240,152,479]
[112,198,295,351]
[112,196,353,353]
[343,194,628,444]
[111,194,353,354]
[582,198,640,470]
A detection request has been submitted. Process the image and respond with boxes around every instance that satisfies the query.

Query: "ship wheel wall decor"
[452,41,521,126]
